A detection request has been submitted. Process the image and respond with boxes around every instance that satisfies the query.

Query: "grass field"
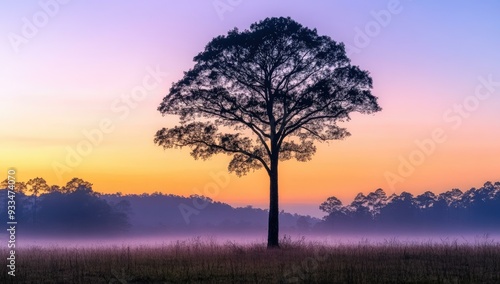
[2,236,500,283]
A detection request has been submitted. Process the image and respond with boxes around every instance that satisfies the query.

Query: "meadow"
[2,236,500,283]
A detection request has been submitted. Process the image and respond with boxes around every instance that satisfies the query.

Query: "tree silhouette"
[319,196,343,215]
[37,185,130,234]
[1,179,27,194]
[26,177,50,224]
[155,17,381,247]
[319,182,500,232]
[62,177,93,193]
[49,185,62,193]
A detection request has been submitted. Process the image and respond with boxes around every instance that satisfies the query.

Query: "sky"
[1,0,500,217]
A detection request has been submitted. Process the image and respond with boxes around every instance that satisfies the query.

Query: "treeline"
[0,178,130,235]
[0,177,318,236]
[2,177,499,235]
[317,181,500,232]
[102,193,317,234]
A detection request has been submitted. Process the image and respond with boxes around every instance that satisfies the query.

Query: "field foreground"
[3,237,500,283]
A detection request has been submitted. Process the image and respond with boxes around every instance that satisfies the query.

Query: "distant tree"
[26,177,50,224]
[349,193,374,224]
[1,179,27,194]
[62,178,93,193]
[365,188,388,215]
[38,184,130,234]
[155,17,381,247]
[350,204,373,228]
[413,191,437,227]
[319,196,343,215]
[0,186,30,226]
[321,182,500,232]
[0,179,8,190]
[414,191,436,209]
[469,182,499,228]
[48,185,62,193]
[377,192,417,229]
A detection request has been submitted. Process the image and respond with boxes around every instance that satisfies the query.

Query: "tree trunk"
[267,157,279,248]
[33,195,37,225]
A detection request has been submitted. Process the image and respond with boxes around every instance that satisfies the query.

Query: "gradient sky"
[1,0,500,217]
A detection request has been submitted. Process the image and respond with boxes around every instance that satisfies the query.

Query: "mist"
[6,232,500,251]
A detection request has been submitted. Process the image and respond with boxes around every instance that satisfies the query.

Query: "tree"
[26,177,50,224]
[155,17,381,247]
[1,179,27,194]
[37,184,130,235]
[62,177,93,193]
[379,192,417,229]
[1,180,29,224]
[48,185,62,193]
[319,196,343,215]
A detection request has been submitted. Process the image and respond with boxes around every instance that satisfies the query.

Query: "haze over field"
[2,180,499,245]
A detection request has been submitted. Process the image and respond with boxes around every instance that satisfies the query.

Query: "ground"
[2,237,500,283]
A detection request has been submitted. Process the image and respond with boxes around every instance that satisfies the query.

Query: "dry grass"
[2,236,500,283]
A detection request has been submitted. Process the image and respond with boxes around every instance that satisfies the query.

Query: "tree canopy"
[155,17,381,247]
[155,17,380,176]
